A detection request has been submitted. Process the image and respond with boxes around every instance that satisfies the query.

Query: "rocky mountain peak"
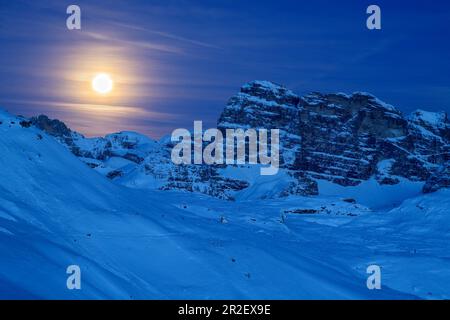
[409,109,450,140]
[218,82,449,194]
[409,109,448,127]
[30,114,72,138]
[240,80,299,106]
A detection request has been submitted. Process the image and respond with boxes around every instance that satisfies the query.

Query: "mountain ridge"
[8,80,448,201]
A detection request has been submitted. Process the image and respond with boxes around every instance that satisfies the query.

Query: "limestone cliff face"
[296,91,408,186]
[218,81,315,196]
[217,81,449,195]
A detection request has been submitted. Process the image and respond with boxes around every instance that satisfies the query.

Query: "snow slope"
[0,109,445,299]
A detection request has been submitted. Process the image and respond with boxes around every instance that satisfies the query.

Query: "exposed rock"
[106,170,123,180]
[19,120,32,128]
[285,208,319,214]
[218,81,314,196]
[31,115,71,137]
[423,163,450,193]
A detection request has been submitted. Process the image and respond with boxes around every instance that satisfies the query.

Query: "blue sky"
[0,0,449,137]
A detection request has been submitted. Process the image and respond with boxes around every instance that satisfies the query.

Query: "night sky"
[1,0,449,137]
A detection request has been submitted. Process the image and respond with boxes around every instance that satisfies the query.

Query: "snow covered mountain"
[30,114,250,200]
[29,81,450,200]
[2,89,450,299]
[2,81,450,299]
[0,108,426,299]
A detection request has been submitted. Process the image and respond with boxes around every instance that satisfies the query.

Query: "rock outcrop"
[423,162,450,193]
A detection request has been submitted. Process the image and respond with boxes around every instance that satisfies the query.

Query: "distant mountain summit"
[29,80,450,199]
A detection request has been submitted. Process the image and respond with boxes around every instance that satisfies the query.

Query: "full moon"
[92,73,113,94]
